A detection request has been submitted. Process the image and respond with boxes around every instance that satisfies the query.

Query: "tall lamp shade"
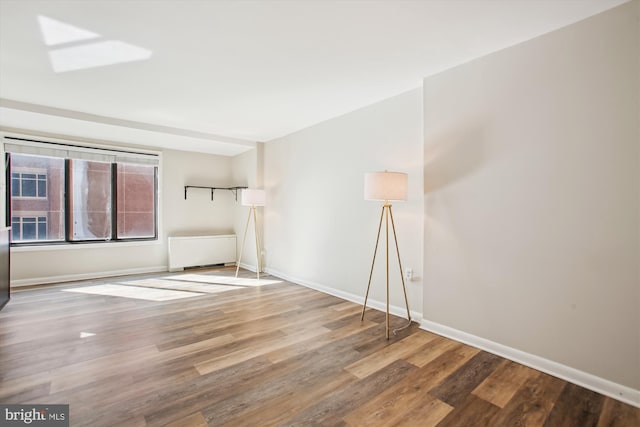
[364,171,408,201]
[241,189,266,207]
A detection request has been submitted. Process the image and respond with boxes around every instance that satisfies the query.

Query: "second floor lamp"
[235,189,265,279]
[361,171,412,339]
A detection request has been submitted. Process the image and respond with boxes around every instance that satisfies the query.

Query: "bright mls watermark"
[1,405,69,426]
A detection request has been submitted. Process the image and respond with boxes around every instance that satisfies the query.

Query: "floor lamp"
[361,171,412,339]
[235,189,265,280]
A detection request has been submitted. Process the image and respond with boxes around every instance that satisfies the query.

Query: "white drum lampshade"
[241,189,266,207]
[364,171,408,201]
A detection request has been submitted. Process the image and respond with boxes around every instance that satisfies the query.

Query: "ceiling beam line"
[0,98,256,148]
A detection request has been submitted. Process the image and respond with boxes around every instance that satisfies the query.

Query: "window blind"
[3,136,159,166]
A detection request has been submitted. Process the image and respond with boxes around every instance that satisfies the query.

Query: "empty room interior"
[0,0,638,426]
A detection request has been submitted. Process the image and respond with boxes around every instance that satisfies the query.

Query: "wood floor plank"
[110,415,148,427]
[597,396,640,427]
[342,343,477,426]
[331,300,359,311]
[163,411,207,427]
[51,365,201,426]
[0,381,51,404]
[200,352,360,425]
[323,309,382,330]
[428,350,503,407]
[489,371,567,427]
[344,331,437,379]
[472,359,539,407]
[266,319,379,364]
[544,383,605,427]
[1,267,638,427]
[352,319,422,357]
[217,368,356,426]
[142,356,278,427]
[48,344,163,393]
[278,359,418,426]
[403,334,460,367]
[194,325,329,375]
[387,396,453,427]
[198,323,391,425]
[437,394,501,427]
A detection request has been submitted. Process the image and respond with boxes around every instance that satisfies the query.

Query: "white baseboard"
[264,267,423,321]
[421,319,640,408]
[238,262,258,273]
[11,266,168,287]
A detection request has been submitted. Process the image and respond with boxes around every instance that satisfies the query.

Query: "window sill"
[11,239,162,252]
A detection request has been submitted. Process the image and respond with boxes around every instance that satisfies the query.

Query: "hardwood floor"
[1,267,638,426]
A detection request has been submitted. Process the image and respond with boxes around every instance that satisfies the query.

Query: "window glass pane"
[37,220,47,240]
[70,159,112,240]
[116,164,156,238]
[23,221,36,240]
[10,154,65,242]
[37,177,47,197]
[11,178,19,197]
[11,219,19,241]
[21,176,36,197]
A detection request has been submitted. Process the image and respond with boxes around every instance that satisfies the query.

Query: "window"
[117,164,156,238]
[8,156,65,242]
[11,171,47,198]
[69,159,113,240]
[5,138,159,245]
[11,216,47,241]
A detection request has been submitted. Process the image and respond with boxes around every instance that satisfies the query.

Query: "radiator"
[168,234,236,272]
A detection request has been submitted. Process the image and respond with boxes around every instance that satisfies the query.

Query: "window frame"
[4,135,160,247]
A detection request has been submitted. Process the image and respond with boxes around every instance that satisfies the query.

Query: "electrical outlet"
[405,268,413,281]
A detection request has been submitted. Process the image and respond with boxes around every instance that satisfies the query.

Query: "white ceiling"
[0,0,629,156]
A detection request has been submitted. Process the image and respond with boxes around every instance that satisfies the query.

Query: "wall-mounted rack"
[184,186,247,201]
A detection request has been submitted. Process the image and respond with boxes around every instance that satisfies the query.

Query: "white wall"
[11,147,237,285]
[163,148,235,237]
[264,88,423,317]
[422,0,639,396]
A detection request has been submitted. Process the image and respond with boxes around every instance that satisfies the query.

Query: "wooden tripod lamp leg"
[385,204,390,339]
[252,207,260,280]
[388,205,411,323]
[235,208,253,278]
[362,204,412,339]
[361,205,386,321]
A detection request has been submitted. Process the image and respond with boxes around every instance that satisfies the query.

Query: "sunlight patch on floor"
[117,278,238,294]
[62,284,203,301]
[166,274,283,287]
